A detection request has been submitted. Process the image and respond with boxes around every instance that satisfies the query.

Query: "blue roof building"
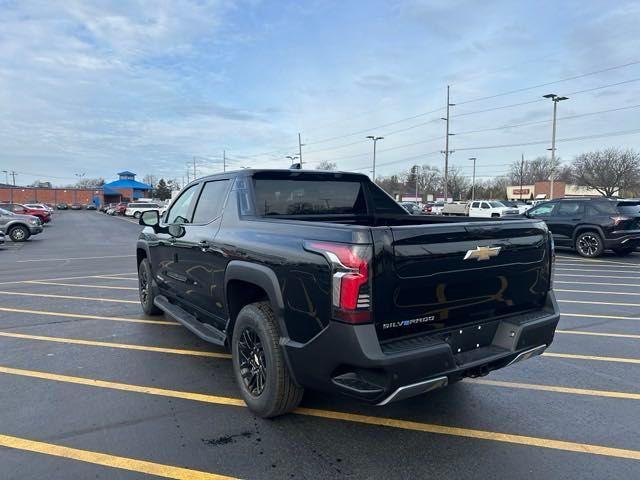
[103,171,152,202]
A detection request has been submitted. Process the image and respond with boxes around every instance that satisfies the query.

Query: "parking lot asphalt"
[1,211,639,479]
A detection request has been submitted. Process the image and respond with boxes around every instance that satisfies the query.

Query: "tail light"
[610,216,631,227]
[304,241,372,324]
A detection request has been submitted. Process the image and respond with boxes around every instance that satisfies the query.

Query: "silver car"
[0,207,44,242]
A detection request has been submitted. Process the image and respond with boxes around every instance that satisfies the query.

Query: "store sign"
[513,188,530,194]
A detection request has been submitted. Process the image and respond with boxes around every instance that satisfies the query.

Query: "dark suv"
[525,197,640,257]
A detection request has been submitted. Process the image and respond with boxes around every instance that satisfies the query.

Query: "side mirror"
[139,210,159,227]
[168,224,186,238]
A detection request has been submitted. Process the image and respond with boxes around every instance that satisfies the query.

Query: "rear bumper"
[604,231,640,249]
[284,293,560,405]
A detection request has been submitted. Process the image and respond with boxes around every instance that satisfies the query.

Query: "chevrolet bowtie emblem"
[464,246,501,261]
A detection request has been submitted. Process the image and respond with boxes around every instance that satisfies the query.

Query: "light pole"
[543,93,569,199]
[2,170,8,185]
[469,157,477,201]
[366,136,383,182]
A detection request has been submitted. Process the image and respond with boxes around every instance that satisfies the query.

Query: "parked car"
[85,204,97,210]
[136,169,559,417]
[468,200,520,218]
[502,200,531,215]
[70,203,83,210]
[431,200,445,215]
[442,201,469,216]
[113,202,128,215]
[422,203,433,214]
[399,202,422,215]
[56,203,69,210]
[25,203,54,214]
[125,202,162,219]
[0,207,43,241]
[525,197,640,257]
[0,203,51,223]
[99,203,113,213]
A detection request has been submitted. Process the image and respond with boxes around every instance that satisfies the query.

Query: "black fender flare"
[572,225,606,245]
[224,261,288,338]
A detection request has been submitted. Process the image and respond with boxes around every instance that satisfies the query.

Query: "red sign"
[513,188,530,194]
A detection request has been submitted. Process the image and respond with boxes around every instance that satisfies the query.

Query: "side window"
[191,180,230,224]
[481,202,490,209]
[529,203,555,217]
[165,184,199,224]
[555,202,582,217]
[471,202,480,208]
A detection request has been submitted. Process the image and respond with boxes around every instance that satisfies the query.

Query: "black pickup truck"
[137,170,559,417]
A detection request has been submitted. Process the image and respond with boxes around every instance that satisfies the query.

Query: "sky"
[1,0,639,186]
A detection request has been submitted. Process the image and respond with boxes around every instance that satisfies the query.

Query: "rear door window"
[192,180,230,223]
[555,202,583,217]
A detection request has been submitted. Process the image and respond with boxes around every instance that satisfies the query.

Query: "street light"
[543,93,569,199]
[366,135,384,182]
[468,157,477,201]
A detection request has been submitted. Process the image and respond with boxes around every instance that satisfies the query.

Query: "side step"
[154,295,226,346]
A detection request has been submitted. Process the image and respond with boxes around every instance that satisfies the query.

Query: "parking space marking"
[556,262,640,269]
[563,312,640,322]
[556,256,640,266]
[0,331,231,358]
[0,306,177,326]
[93,275,138,281]
[555,280,640,287]
[0,291,138,304]
[559,299,640,308]
[556,329,640,340]
[15,255,136,263]
[0,273,137,286]
[556,268,640,274]
[544,352,640,365]
[24,281,138,291]
[468,379,640,400]
[0,433,237,480]
[555,288,639,296]
[555,273,640,280]
[2,365,640,462]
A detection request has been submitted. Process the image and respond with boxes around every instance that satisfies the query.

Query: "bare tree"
[446,166,470,200]
[418,165,441,197]
[572,148,640,197]
[509,156,562,185]
[75,177,105,188]
[316,160,337,171]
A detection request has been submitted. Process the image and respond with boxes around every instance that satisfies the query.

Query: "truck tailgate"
[373,220,551,341]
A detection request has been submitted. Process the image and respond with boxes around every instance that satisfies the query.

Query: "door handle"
[199,240,226,256]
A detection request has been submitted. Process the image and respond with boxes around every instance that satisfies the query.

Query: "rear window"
[586,201,619,216]
[254,179,367,215]
[617,201,640,215]
[489,201,504,208]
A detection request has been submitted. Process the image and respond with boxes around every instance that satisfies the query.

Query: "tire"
[133,211,141,219]
[612,246,635,256]
[575,231,604,258]
[138,258,162,315]
[8,225,30,242]
[232,302,303,418]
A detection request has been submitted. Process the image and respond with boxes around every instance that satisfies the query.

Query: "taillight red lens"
[610,216,631,226]
[305,241,371,323]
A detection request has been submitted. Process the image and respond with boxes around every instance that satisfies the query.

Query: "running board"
[154,295,226,346]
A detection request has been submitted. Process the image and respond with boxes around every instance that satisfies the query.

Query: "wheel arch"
[572,225,605,244]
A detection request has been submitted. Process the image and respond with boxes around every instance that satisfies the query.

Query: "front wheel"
[9,225,30,242]
[232,302,303,418]
[575,231,604,258]
[133,211,141,219]
[138,258,162,315]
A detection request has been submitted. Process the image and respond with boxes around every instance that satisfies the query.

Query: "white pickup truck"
[468,200,521,218]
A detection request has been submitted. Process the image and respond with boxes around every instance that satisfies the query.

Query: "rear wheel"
[232,302,303,418]
[612,246,635,256]
[138,258,162,315]
[133,211,142,219]
[575,231,604,258]
[8,225,30,242]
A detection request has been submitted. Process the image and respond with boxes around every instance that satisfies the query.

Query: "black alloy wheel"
[237,327,267,397]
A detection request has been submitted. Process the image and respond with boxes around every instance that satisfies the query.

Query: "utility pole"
[192,156,197,180]
[298,133,304,168]
[2,170,8,185]
[469,157,477,201]
[186,169,191,184]
[543,93,569,199]
[366,136,384,182]
[441,85,455,202]
[414,165,419,202]
[519,153,525,201]
[223,150,226,172]
[10,171,17,186]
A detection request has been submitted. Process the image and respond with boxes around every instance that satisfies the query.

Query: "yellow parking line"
[24,281,138,291]
[559,299,640,308]
[0,273,137,286]
[0,291,138,304]
[1,366,639,462]
[555,273,640,280]
[555,288,639,296]
[556,268,640,274]
[468,379,640,400]
[555,280,640,287]
[0,306,177,326]
[557,329,640,340]
[15,255,136,263]
[0,331,230,358]
[0,433,237,480]
[544,352,640,365]
[563,312,640,322]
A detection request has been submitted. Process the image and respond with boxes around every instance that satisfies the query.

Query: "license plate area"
[435,321,500,355]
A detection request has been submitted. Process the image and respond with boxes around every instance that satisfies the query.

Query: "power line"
[456,59,640,105]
